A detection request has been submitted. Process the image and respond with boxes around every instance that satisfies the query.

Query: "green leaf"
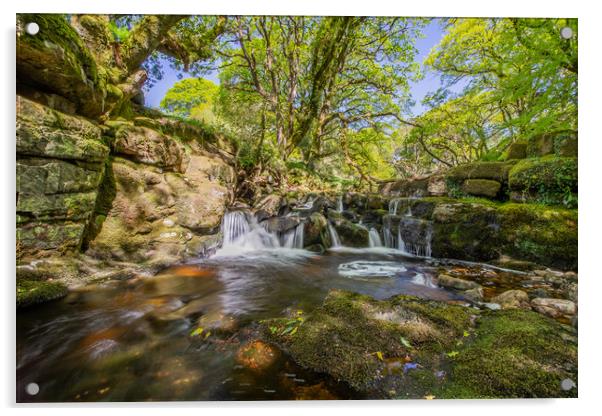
[399,336,412,348]
[446,351,459,358]
[376,351,384,361]
[190,327,204,337]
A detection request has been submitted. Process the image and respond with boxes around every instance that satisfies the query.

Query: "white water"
[389,199,401,215]
[368,228,383,247]
[216,211,305,256]
[327,222,342,247]
[338,260,407,278]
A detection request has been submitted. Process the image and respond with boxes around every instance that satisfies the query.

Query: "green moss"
[440,309,577,398]
[431,202,501,261]
[498,203,577,270]
[262,291,474,393]
[18,14,97,81]
[461,179,501,198]
[17,279,68,308]
[446,161,516,182]
[508,156,577,207]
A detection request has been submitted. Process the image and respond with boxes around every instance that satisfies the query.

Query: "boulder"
[253,193,284,218]
[491,290,531,310]
[531,298,576,319]
[87,148,232,262]
[331,220,369,248]
[461,179,501,198]
[304,212,328,247]
[508,156,577,207]
[505,142,528,160]
[235,340,281,372]
[16,14,107,118]
[446,161,515,183]
[437,274,482,291]
[111,124,190,173]
[17,96,108,162]
[261,216,300,234]
[462,287,484,303]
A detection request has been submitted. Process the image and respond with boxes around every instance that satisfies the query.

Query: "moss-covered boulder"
[508,156,577,207]
[446,161,515,183]
[262,290,474,396]
[431,201,501,261]
[504,141,528,160]
[304,212,328,247]
[16,14,107,119]
[497,203,577,270]
[461,179,501,198]
[330,219,369,248]
[440,309,577,398]
[87,144,232,262]
[17,279,68,308]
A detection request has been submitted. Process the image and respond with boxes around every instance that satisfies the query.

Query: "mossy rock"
[497,203,577,270]
[461,179,501,198]
[431,202,501,261]
[17,14,108,119]
[446,161,515,183]
[440,309,577,398]
[17,279,68,308]
[16,96,109,162]
[508,156,577,207]
[304,212,328,247]
[332,219,369,247]
[504,141,528,160]
[262,290,474,395]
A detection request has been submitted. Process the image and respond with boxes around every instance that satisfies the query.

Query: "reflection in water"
[17,249,459,402]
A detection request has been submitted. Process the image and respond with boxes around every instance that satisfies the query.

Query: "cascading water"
[283,221,305,249]
[388,199,401,216]
[218,211,305,254]
[327,222,342,247]
[383,199,433,257]
[368,228,383,247]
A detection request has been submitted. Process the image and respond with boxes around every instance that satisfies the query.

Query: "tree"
[214,16,425,181]
[425,18,577,141]
[160,77,218,120]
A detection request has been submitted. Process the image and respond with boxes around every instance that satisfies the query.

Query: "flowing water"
[17,211,462,402]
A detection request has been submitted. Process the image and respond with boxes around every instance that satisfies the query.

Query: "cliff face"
[16,15,237,285]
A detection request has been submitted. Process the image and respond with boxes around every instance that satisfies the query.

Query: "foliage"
[160,77,218,121]
[397,18,577,176]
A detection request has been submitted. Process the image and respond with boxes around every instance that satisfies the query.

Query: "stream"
[17,244,466,401]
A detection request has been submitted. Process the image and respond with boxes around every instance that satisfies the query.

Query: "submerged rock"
[437,274,481,291]
[462,287,484,303]
[235,340,281,372]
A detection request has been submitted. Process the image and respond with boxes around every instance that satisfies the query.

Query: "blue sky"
[145,18,449,116]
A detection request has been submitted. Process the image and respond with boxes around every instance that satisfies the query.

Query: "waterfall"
[221,211,251,245]
[336,195,344,212]
[327,222,342,247]
[397,218,433,257]
[368,228,383,247]
[388,199,400,215]
[283,221,305,249]
[219,211,305,253]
